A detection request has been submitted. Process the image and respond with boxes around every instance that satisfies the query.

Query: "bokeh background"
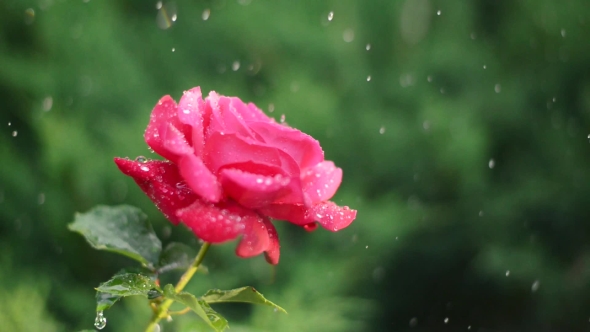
[2,0,590,331]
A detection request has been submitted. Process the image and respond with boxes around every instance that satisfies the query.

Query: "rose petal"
[311,201,356,232]
[144,96,191,162]
[262,218,280,264]
[114,158,197,225]
[258,203,310,225]
[178,154,222,202]
[235,215,271,259]
[248,122,324,169]
[259,200,356,232]
[163,123,194,156]
[177,87,207,157]
[176,200,248,243]
[219,168,292,209]
[301,161,342,204]
[236,101,273,123]
[204,132,282,172]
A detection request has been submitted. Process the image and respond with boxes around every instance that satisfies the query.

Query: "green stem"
[144,242,211,332]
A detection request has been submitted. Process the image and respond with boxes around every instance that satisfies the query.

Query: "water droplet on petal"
[94,311,107,330]
[280,114,286,123]
[135,156,148,163]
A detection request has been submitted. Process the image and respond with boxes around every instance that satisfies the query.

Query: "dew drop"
[280,114,286,123]
[135,156,148,163]
[94,311,107,330]
[140,166,150,172]
[327,11,334,21]
[268,103,275,113]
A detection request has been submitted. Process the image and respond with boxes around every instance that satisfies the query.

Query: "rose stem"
[144,241,211,332]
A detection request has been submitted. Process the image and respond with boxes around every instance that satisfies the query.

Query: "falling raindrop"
[488,159,495,169]
[38,193,45,205]
[343,29,354,42]
[94,311,107,330]
[24,8,35,24]
[366,43,371,51]
[327,11,334,21]
[232,60,240,71]
[587,134,590,142]
[379,126,385,134]
[427,75,433,82]
[365,245,369,249]
[561,28,566,37]
[479,210,484,217]
[367,75,372,82]
[202,8,210,20]
[12,131,18,137]
[8,122,11,126]
[42,96,53,111]
[268,103,275,113]
[437,10,441,15]
[156,2,178,30]
[505,270,510,277]
[409,317,418,327]
[483,64,487,69]
[531,280,540,292]
[494,84,502,93]
[444,317,449,323]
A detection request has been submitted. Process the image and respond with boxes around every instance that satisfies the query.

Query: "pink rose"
[115,87,356,264]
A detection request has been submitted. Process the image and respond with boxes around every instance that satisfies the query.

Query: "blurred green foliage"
[2,0,590,331]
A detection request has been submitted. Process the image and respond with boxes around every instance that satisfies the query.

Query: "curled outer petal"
[259,201,356,232]
[177,200,280,264]
[114,158,197,225]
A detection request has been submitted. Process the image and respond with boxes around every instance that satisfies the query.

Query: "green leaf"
[201,287,287,314]
[69,205,162,267]
[95,273,161,311]
[157,242,208,274]
[163,284,228,332]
